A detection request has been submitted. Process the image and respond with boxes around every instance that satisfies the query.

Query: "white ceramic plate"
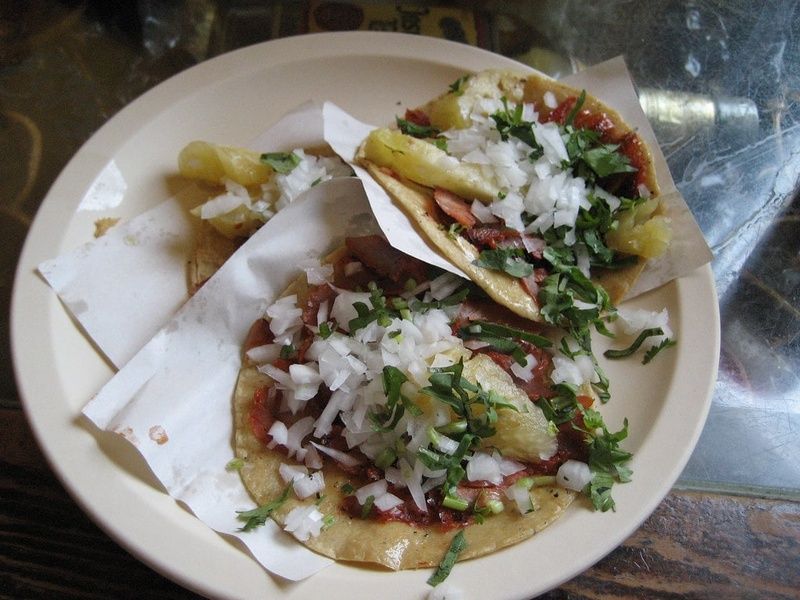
[12,32,719,599]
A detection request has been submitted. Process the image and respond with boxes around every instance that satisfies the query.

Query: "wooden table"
[2,406,798,598]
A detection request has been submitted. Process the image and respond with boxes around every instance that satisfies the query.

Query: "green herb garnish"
[396,117,440,139]
[236,484,291,531]
[448,75,469,95]
[318,321,333,339]
[427,530,467,586]
[603,327,665,360]
[473,247,534,278]
[361,495,375,519]
[643,337,677,364]
[490,97,542,153]
[225,458,245,471]
[580,408,633,512]
[564,90,586,126]
[261,151,301,174]
[583,144,637,178]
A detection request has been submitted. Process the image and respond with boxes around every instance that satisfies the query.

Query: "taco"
[177,141,352,293]
[356,70,671,324]
[233,234,629,571]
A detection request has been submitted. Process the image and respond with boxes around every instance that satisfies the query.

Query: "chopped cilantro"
[579,410,633,512]
[427,530,467,586]
[457,320,550,366]
[261,152,301,174]
[236,484,291,531]
[564,90,586,126]
[583,144,637,178]
[225,458,245,471]
[473,247,534,278]
[563,127,636,182]
[361,495,375,519]
[409,287,469,313]
[348,282,398,332]
[318,321,333,339]
[490,97,543,153]
[459,320,552,349]
[448,75,469,95]
[442,495,469,511]
[643,337,677,364]
[447,222,464,240]
[603,327,666,360]
[396,116,440,139]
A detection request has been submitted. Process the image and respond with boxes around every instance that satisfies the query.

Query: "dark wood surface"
[2,407,798,599]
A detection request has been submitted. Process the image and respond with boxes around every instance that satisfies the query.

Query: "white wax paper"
[322,56,713,300]
[83,178,379,580]
[39,101,331,368]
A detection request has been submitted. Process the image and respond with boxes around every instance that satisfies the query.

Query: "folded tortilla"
[357,70,669,321]
[232,238,582,570]
[182,142,349,293]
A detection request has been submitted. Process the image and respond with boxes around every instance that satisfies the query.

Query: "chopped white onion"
[266,421,288,448]
[505,481,534,514]
[285,416,314,457]
[355,479,388,505]
[245,343,282,365]
[330,291,372,332]
[429,273,464,301]
[265,295,303,337]
[433,431,460,455]
[310,441,363,467]
[283,505,325,541]
[556,459,592,491]
[466,452,503,485]
[373,492,404,512]
[299,260,333,285]
[510,353,538,382]
[344,261,363,276]
[303,443,323,469]
[428,583,466,600]
[551,355,597,386]
[470,199,498,223]
[292,471,326,499]
[279,463,307,484]
[521,234,546,255]
[495,451,526,476]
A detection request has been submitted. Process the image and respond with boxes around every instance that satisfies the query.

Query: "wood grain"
[2,408,798,599]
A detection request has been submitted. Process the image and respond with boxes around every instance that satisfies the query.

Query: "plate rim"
[11,30,720,600]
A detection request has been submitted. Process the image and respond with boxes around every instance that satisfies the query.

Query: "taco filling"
[233,235,633,570]
[357,70,672,326]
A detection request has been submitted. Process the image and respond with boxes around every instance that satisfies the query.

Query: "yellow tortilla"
[357,69,669,317]
[188,221,242,294]
[233,253,577,570]
[234,362,574,571]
